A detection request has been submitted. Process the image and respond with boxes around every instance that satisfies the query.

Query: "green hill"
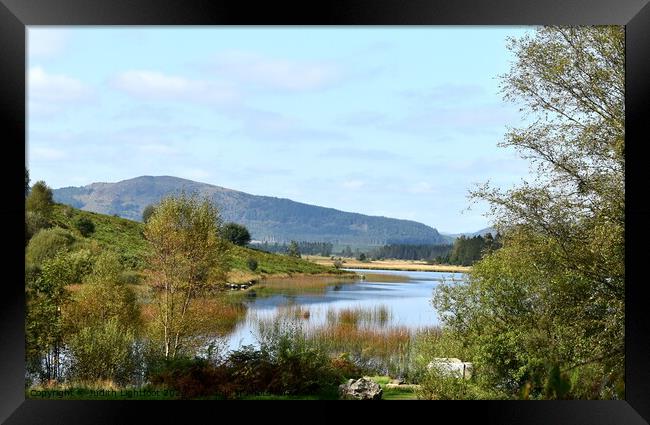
[46,203,339,281]
[53,176,447,246]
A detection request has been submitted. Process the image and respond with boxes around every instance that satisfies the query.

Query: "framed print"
[1,0,649,423]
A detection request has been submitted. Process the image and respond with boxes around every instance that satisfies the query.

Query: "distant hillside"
[53,176,448,246]
[441,226,497,241]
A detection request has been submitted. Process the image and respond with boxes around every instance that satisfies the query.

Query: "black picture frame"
[1,0,649,423]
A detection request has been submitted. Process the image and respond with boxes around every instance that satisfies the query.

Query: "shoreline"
[302,256,471,274]
[341,264,471,273]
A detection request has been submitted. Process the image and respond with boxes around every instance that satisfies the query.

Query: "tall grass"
[254,275,356,295]
[250,305,442,378]
[325,305,392,327]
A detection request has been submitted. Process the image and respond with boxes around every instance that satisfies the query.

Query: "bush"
[63,205,75,218]
[142,205,156,223]
[247,258,258,271]
[67,318,141,385]
[65,249,94,282]
[25,211,51,245]
[26,227,76,265]
[74,217,95,237]
[147,356,227,399]
[119,270,141,285]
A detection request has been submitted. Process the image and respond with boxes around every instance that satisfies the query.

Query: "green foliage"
[221,222,251,246]
[25,167,30,197]
[119,270,141,285]
[25,256,71,382]
[141,204,156,223]
[147,321,349,399]
[66,252,141,331]
[26,227,76,266]
[372,243,452,261]
[433,26,624,400]
[287,240,301,258]
[253,241,333,256]
[74,216,95,237]
[49,204,149,270]
[26,180,54,218]
[446,234,501,266]
[25,211,51,245]
[144,193,231,358]
[246,257,258,271]
[66,318,141,385]
[63,252,142,384]
[62,205,75,218]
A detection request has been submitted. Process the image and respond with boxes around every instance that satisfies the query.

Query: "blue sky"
[27,26,535,233]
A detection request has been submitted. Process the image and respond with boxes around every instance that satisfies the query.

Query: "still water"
[223,269,467,349]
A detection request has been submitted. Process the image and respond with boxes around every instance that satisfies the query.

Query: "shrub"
[247,258,258,271]
[26,227,76,265]
[142,205,156,223]
[74,217,95,237]
[66,318,141,385]
[147,356,227,399]
[119,270,141,285]
[25,211,51,245]
[65,249,94,282]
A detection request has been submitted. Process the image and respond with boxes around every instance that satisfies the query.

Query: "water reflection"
[224,269,467,349]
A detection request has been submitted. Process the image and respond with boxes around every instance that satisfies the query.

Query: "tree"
[221,222,252,246]
[25,167,29,197]
[143,193,231,359]
[433,26,624,399]
[26,254,73,382]
[142,205,156,223]
[287,241,301,258]
[26,180,54,218]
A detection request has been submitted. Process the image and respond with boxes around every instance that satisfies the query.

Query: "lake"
[223,268,468,350]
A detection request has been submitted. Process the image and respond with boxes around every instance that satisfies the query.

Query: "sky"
[27,26,537,234]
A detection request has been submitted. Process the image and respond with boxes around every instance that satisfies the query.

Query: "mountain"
[53,176,448,246]
[440,226,497,241]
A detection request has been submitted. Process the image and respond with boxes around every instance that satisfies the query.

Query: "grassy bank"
[48,203,347,281]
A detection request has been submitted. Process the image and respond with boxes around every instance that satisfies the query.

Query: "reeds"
[325,305,392,328]
[256,275,355,295]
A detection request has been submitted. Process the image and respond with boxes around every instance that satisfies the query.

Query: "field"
[304,256,471,273]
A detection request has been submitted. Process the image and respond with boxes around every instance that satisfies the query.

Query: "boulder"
[427,358,473,379]
[339,377,383,400]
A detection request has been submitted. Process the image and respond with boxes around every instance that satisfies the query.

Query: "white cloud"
[29,66,92,103]
[110,70,238,104]
[28,29,69,58]
[211,51,342,92]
